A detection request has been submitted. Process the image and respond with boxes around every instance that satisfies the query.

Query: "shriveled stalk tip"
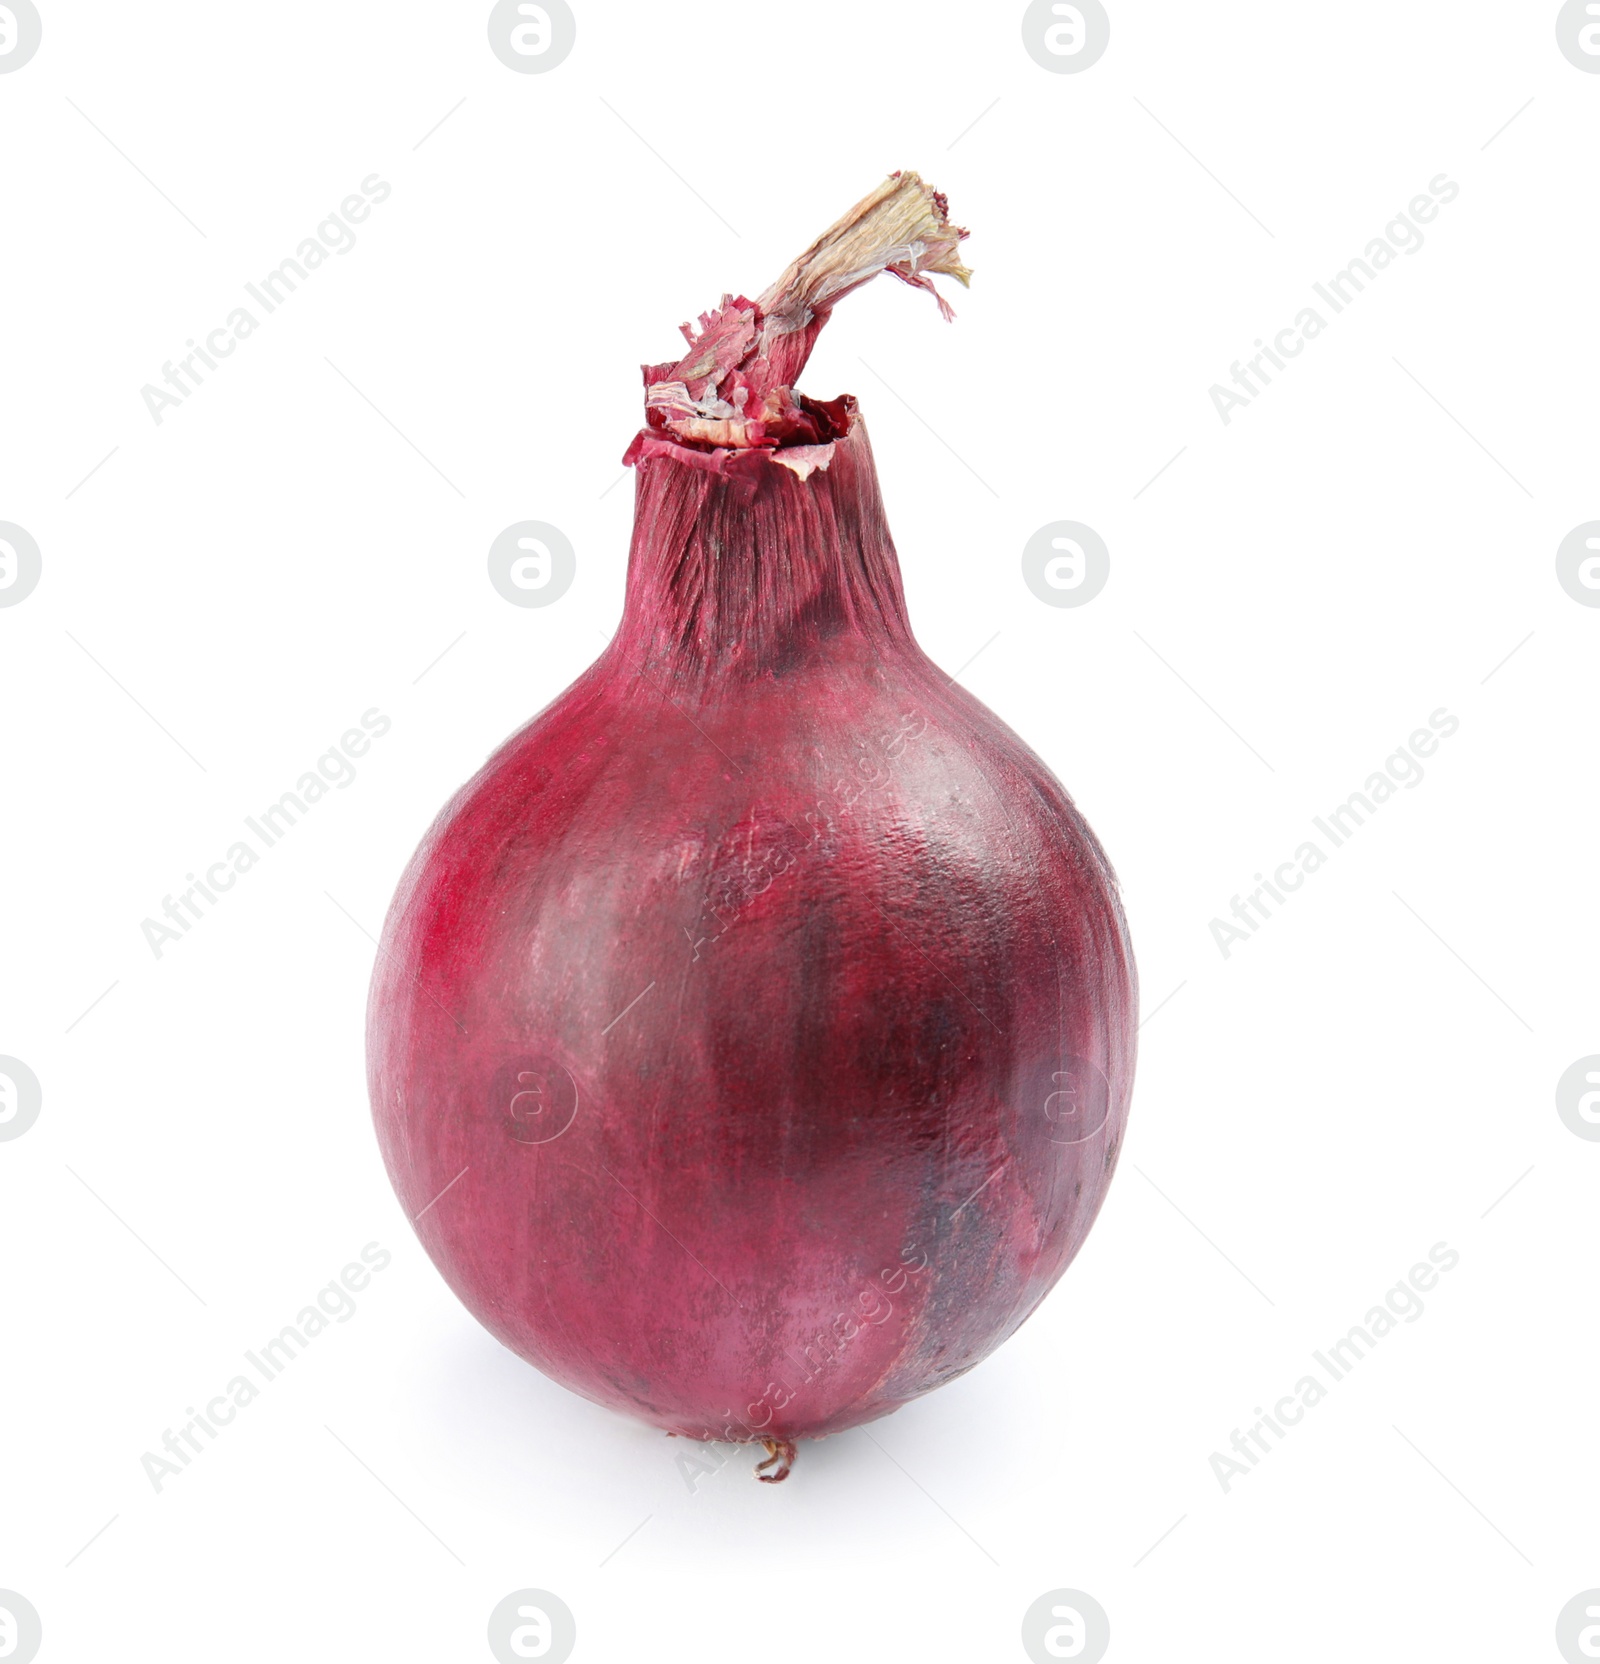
[757,170,972,341]
[632,171,971,471]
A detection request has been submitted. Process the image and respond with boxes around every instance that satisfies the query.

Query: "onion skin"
[368,418,1137,1447]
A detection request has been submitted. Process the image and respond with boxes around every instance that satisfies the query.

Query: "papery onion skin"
[367,175,1136,1454]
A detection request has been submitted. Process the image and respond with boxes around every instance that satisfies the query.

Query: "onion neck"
[608,171,971,685]
[611,420,916,682]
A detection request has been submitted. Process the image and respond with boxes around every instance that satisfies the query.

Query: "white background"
[3,2,1596,1660]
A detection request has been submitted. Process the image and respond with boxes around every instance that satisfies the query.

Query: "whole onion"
[368,174,1137,1481]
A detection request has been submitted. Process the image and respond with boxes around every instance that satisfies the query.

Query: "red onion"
[368,174,1136,1481]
